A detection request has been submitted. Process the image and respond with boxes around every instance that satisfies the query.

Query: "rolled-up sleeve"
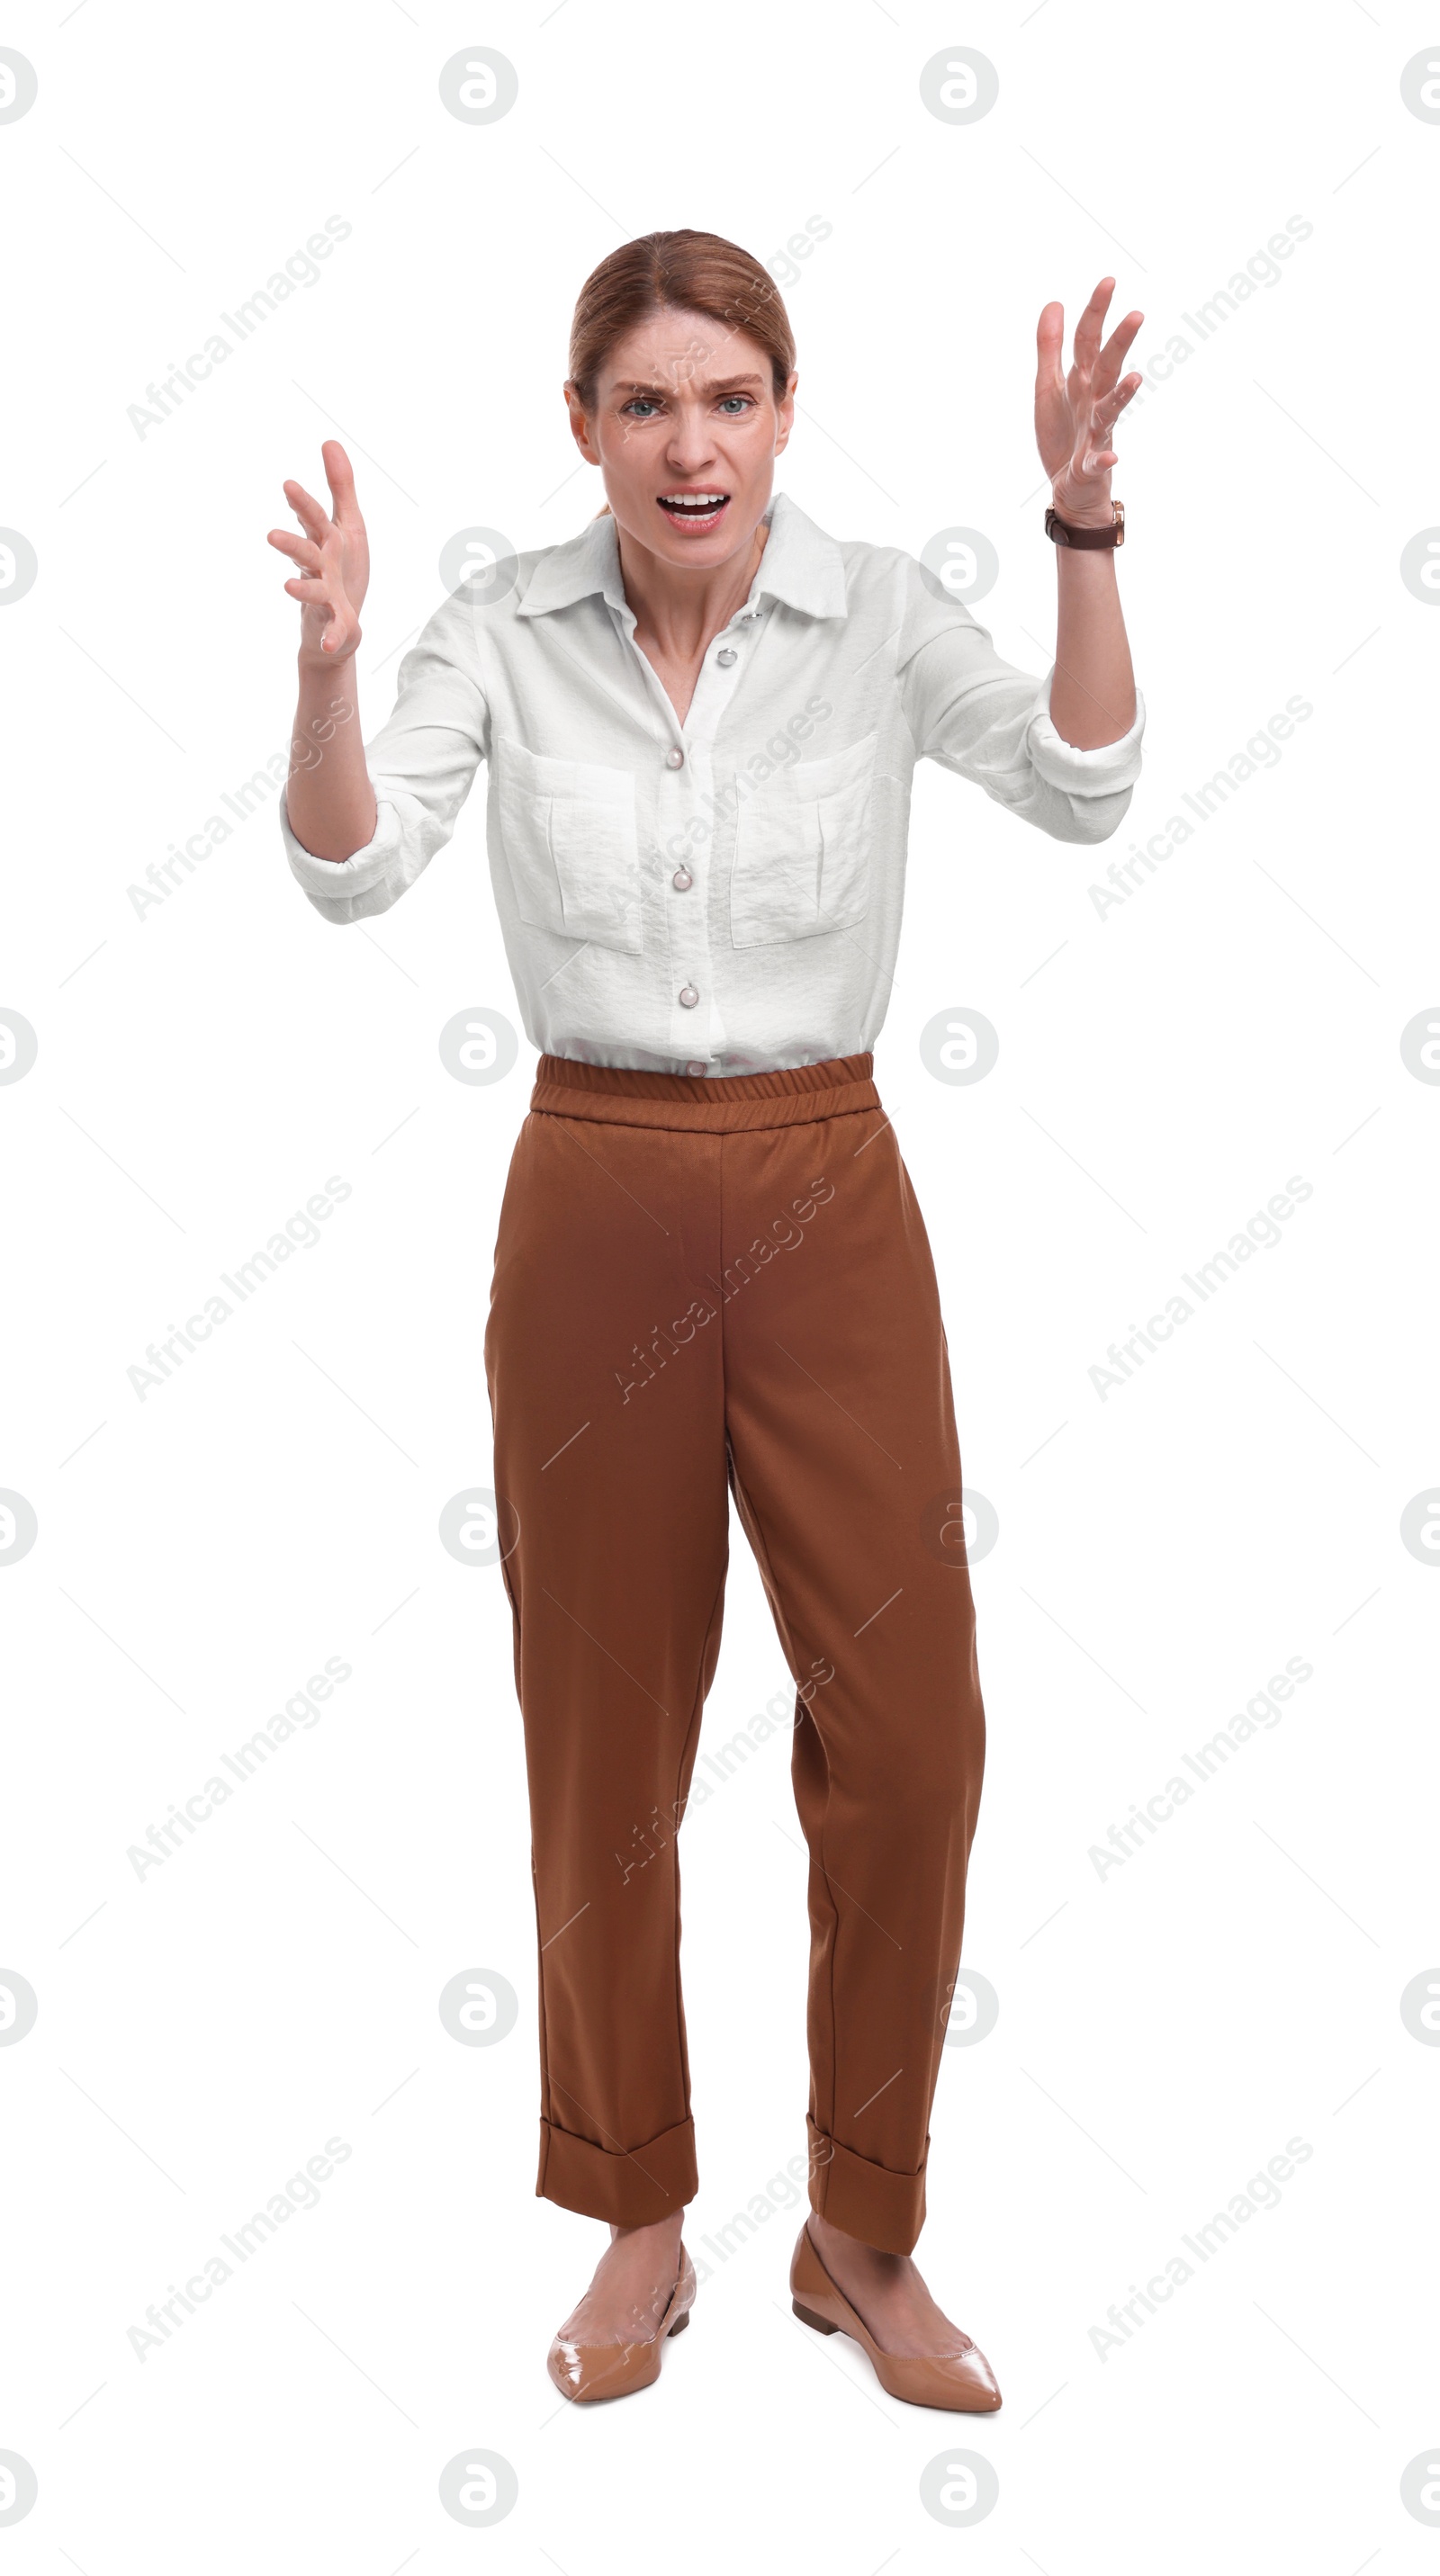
[282,588,490,923]
[896,560,1144,846]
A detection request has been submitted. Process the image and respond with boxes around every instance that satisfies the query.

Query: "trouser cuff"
[537,2113,698,2225]
[806,2114,927,2254]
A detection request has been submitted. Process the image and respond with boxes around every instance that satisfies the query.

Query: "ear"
[563,380,600,467]
[772,369,798,459]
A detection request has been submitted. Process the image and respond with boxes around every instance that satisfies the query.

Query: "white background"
[3,2,1438,2566]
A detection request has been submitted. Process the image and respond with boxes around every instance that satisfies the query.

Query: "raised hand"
[267,439,370,664]
[1035,279,1143,528]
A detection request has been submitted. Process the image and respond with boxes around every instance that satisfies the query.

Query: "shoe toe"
[545,2249,694,2404]
[878,2342,1003,2413]
[546,2332,590,2401]
[546,2332,651,2402]
[950,2342,1002,2410]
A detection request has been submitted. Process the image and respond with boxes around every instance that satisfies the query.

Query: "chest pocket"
[496,736,642,954]
[730,732,878,948]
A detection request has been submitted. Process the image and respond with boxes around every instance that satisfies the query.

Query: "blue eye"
[620,391,754,418]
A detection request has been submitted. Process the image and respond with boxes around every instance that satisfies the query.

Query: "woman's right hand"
[268,439,370,667]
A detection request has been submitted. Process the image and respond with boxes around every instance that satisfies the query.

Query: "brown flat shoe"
[790,2222,1002,2412]
[546,2244,697,2404]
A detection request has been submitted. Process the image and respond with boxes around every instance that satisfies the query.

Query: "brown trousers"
[483,1052,986,2255]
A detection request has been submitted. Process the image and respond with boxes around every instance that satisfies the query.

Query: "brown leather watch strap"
[1045,500,1125,548]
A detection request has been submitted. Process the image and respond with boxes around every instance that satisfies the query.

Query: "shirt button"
[679,983,699,1009]
[671,866,693,892]
[665,746,685,769]
[685,1059,706,1076]
[716,647,737,668]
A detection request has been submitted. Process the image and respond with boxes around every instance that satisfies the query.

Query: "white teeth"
[663,492,725,508]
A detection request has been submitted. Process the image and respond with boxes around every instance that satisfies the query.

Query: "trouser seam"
[670,1557,727,2117]
[718,1114,840,2163]
[723,1435,839,2163]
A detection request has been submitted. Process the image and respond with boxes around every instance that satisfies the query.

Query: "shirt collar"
[514,489,849,623]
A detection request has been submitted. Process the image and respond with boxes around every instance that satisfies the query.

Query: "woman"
[270,230,1144,2410]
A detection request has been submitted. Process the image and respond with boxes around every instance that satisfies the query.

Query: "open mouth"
[656,490,731,530]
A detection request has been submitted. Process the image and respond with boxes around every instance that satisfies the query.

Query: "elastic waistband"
[528,1052,880,1134]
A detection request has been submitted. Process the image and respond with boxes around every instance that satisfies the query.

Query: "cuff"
[806,2114,927,2256]
[1027,672,1147,795]
[280,785,404,907]
[537,2113,698,2227]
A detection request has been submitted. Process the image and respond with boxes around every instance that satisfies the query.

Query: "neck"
[616,509,771,660]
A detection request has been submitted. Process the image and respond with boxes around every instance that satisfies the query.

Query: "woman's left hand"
[1035,277,1143,528]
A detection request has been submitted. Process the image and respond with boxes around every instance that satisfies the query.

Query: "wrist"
[1049,491,1116,531]
[296,651,358,701]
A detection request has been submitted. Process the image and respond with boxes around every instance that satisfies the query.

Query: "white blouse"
[281,491,1145,1075]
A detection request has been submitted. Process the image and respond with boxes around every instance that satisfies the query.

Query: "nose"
[664,399,717,475]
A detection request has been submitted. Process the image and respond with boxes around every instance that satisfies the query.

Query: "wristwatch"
[1045,499,1124,548]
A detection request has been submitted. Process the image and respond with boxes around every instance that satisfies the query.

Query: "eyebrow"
[611,372,766,397]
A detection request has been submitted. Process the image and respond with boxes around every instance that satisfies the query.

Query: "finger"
[267,529,323,571]
[282,478,334,543]
[1071,277,1115,372]
[1094,310,1144,394]
[310,567,356,642]
[322,439,362,526]
[1035,298,1066,389]
[284,577,356,653]
[1094,372,1143,430]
